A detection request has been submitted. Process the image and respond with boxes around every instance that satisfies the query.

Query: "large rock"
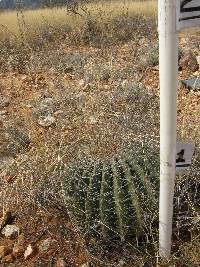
[181,77,200,91]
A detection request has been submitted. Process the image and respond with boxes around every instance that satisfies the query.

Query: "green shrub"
[146,45,183,66]
[146,45,159,66]
[63,145,159,241]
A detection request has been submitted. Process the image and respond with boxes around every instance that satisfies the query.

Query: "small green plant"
[146,45,159,66]
[63,145,159,241]
[146,44,183,66]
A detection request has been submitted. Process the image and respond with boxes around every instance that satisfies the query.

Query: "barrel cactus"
[63,145,159,241]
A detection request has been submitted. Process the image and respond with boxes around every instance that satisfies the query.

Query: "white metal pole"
[158,0,178,258]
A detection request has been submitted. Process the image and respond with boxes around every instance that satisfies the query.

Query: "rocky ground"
[0,31,199,266]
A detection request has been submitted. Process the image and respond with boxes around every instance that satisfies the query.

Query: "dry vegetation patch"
[0,1,157,48]
[0,1,199,266]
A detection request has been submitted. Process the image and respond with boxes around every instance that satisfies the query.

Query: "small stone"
[0,246,12,259]
[88,116,98,125]
[54,110,63,116]
[25,104,32,108]
[38,115,56,127]
[24,244,35,260]
[39,238,52,253]
[81,264,89,267]
[1,224,20,239]
[56,257,67,267]
[0,96,10,108]
[21,75,27,81]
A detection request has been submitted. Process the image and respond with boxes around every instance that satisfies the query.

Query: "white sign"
[176,142,195,172]
[177,0,200,30]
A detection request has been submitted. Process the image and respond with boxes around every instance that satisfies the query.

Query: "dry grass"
[0,1,157,46]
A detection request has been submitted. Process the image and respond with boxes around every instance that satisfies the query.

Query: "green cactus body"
[64,160,92,228]
[111,158,125,240]
[128,159,157,210]
[145,153,160,191]
[112,158,142,240]
[63,148,159,241]
[65,166,85,221]
[74,167,91,223]
[119,159,143,237]
[99,162,118,237]
[85,161,102,230]
[137,145,159,187]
